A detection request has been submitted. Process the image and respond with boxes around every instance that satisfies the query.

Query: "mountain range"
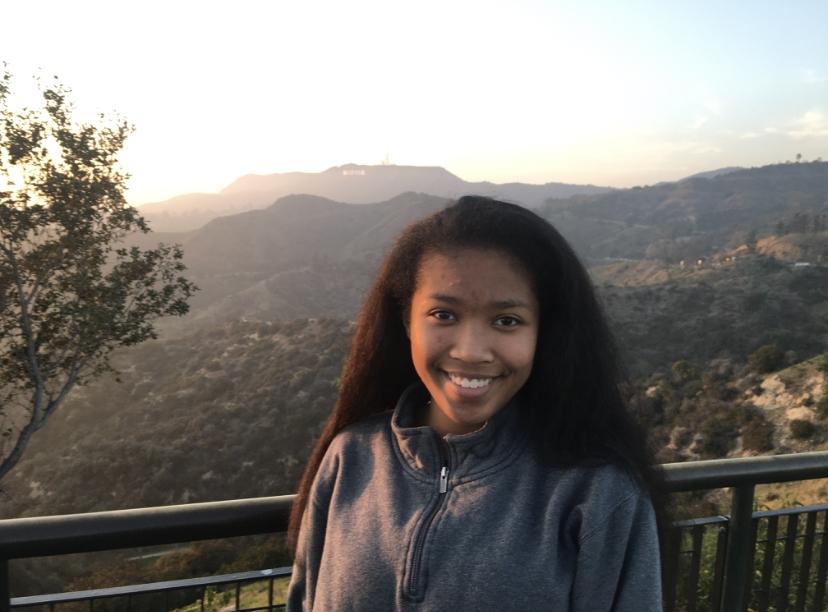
[136,164,613,232]
[128,162,828,334]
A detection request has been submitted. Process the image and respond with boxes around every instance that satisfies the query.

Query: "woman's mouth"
[444,371,498,398]
[447,373,493,389]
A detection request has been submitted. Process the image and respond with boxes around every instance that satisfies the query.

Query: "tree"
[747,344,785,374]
[0,69,197,480]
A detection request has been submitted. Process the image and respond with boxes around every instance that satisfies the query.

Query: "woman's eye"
[430,310,455,322]
[494,315,521,327]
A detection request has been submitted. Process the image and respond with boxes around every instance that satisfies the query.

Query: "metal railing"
[2,452,828,611]
[10,567,292,611]
[662,451,828,611]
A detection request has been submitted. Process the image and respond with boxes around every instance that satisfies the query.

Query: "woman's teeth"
[447,373,493,389]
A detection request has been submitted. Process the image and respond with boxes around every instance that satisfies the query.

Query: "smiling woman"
[286,196,666,611]
[407,249,539,435]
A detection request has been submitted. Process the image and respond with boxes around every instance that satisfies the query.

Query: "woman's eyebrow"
[429,294,531,309]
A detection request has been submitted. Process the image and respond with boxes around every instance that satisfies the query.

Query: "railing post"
[0,558,9,612]
[720,484,754,612]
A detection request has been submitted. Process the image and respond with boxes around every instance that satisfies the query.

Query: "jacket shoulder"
[310,411,394,506]
[318,410,394,474]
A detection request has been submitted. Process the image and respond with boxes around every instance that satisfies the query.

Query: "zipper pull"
[439,466,448,493]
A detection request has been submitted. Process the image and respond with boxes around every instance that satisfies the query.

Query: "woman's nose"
[448,323,494,363]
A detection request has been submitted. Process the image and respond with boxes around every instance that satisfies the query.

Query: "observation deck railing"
[2,451,828,611]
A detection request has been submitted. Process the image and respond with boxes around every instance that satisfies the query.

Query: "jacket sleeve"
[570,491,663,612]
[286,447,340,612]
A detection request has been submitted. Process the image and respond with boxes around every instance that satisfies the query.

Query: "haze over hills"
[131,162,828,333]
[137,164,613,232]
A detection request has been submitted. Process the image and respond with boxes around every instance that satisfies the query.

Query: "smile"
[446,373,495,389]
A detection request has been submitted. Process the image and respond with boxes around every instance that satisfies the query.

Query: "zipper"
[405,440,450,598]
[439,465,448,493]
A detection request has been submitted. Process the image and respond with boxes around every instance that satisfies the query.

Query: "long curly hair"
[288,195,666,552]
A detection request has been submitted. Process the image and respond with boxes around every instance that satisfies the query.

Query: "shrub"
[790,419,816,439]
[742,417,775,452]
[816,396,828,419]
[672,360,700,384]
[748,344,786,374]
[699,413,740,458]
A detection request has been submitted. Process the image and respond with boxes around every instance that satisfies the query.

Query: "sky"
[2,0,827,205]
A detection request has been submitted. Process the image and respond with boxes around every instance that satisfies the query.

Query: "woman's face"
[407,248,540,436]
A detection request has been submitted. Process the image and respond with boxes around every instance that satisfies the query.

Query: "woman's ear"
[403,318,411,339]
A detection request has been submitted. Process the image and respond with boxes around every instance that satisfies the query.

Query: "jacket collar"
[390,383,525,480]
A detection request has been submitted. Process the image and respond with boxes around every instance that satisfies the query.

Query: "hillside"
[603,255,828,375]
[542,161,828,260]
[165,192,448,325]
[138,164,612,232]
[0,318,352,519]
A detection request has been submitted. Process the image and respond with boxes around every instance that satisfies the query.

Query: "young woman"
[287,196,664,611]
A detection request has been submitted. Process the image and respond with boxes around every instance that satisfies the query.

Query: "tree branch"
[0,396,37,481]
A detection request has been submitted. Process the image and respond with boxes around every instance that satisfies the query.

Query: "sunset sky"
[3,0,827,204]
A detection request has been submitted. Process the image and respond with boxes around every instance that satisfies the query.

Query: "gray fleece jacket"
[287,384,662,611]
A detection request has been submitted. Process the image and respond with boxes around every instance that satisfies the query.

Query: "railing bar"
[0,454,824,560]
[662,452,828,492]
[10,569,292,606]
[0,559,8,612]
[663,526,681,612]
[269,577,274,611]
[757,514,779,612]
[686,524,704,612]
[754,503,828,519]
[711,525,728,612]
[201,585,205,612]
[721,484,754,612]
[236,581,241,610]
[778,513,800,612]
[794,512,817,612]
[674,515,730,528]
[745,513,760,610]
[812,511,828,612]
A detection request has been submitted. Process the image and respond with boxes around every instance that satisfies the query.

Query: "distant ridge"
[682,166,744,180]
[137,164,613,232]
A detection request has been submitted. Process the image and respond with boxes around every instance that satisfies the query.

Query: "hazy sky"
[3,0,827,204]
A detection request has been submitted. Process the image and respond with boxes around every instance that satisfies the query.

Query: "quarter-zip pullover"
[287,384,662,611]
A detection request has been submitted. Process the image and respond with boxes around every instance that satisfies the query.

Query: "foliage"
[741,408,775,452]
[698,410,740,458]
[671,359,699,385]
[748,344,786,374]
[816,353,828,374]
[789,419,816,439]
[817,396,828,420]
[0,69,196,479]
